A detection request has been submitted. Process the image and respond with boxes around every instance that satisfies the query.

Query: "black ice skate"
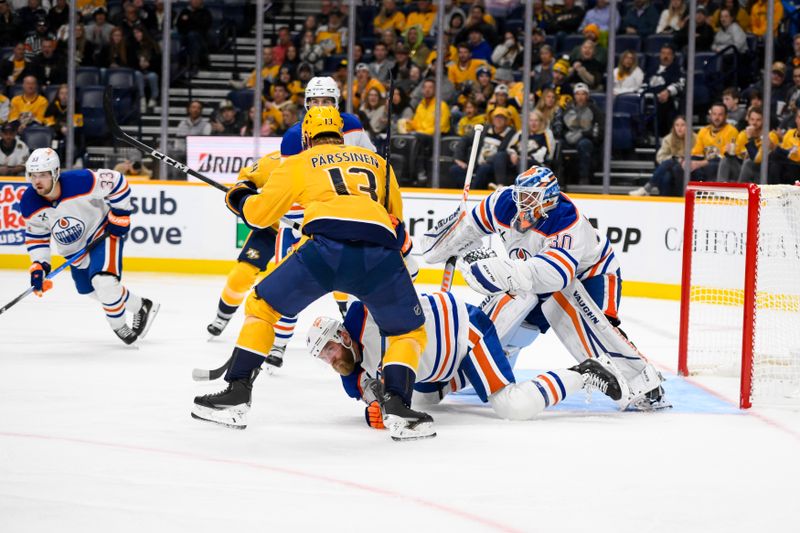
[207,315,230,337]
[114,325,138,345]
[132,298,160,339]
[570,358,623,401]
[264,345,284,372]
[191,378,253,429]
[381,393,436,441]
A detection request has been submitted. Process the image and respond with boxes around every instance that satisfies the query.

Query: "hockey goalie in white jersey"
[307,292,623,429]
[422,166,668,411]
[19,148,159,344]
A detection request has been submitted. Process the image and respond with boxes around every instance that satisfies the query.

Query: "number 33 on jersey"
[239,143,404,249]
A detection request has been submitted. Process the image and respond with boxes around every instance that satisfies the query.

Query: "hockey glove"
[29,262,53,296]
[107,209,131,237]
[225,180,258,218]
[364,401,385,429]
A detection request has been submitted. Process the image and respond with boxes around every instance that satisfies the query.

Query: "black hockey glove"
[225,180,258,218]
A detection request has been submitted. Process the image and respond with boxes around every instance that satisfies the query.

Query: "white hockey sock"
[530,369,583,408]
[91,275,140,329]
[271,315,297,353]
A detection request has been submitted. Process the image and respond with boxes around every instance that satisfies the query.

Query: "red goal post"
[678,182,800,409]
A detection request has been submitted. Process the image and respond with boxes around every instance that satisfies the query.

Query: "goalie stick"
[440,124,483,291]
[0,233,109,317]
[102,86,300,232]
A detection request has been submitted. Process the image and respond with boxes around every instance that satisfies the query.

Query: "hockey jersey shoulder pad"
[58,169,96,201]
[341,112,365,134]
[472,187,516,233]
[534,193,578,236]
[280,122,304,157]
[19,185,50,219]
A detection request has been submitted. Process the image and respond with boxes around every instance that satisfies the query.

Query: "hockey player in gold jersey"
[192,107,433,440]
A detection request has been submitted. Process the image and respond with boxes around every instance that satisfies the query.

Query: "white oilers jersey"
[470,188,621,293]
[344,292,470,384]
[20,169,132,268]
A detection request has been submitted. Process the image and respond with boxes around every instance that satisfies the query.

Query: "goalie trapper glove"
[225,180,258,219]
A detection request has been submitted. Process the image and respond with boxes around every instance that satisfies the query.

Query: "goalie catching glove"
[459,248,536,296]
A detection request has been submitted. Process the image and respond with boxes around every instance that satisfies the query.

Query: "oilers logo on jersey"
[510,248,533,260]
[52,216,86,245]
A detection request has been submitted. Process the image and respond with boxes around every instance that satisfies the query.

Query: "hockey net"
[678,182,800,408]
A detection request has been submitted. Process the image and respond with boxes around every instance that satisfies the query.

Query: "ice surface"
[1,271,798,532]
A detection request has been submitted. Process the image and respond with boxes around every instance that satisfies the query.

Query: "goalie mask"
[511,166,559,232]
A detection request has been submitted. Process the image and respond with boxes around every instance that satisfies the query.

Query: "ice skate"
[381,393,436,441]
[263,345,285,374]
[191,378,252,429]
[570,358,622,401]
[627,385,672,411]
[207,315,230,337]
[132,298,159,339]
[114,324,138,345]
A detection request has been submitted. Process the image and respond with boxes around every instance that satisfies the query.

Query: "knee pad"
[384,325,427,371]
[488,381,545,420]
[91,273,122,297]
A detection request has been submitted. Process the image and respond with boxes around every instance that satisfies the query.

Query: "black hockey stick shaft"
[102,86,300,232]
[0,233,109,316]
[383,71,394,209]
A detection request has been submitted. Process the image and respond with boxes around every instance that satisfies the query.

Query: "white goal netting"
[684,185,800,404]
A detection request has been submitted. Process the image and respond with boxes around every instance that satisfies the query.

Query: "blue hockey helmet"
[511,165,559,232]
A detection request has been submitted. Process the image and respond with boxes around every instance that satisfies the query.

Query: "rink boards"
[0,178,686,299]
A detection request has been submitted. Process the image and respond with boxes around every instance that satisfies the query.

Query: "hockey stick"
[440,124,484,291]
[101,86,301,232]
[192,354,232,381]
[0,233,109,317]
[383,71,394,209]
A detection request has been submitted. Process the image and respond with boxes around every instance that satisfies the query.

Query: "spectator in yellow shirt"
[748,0,782,37]
[403,78,450,181]
[690,102,739,181]
[772,107,800,183]
[346,64,386,110]
[718,106,779,182]
[447,44,489,91]
[406,0,437,35]
[243,47,281,89]
[8,75,48,132]
[373,0,405,35]
[486,84,521,131]
[456,98,486,136]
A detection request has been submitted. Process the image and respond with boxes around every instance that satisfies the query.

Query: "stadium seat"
[21,125,54,150]
[76,66,101,87]
[80,85,109,140]
[615,34,641,53]
[105,67,137,95]
[8,84,23,98]
[591,92,606,110]
[389,134,418,185]
[644,34,674,54]
[44,85,59,103]
[227,89,254,111]
[504,18,524,35]
[560,33,585,55]
[611,113,634,151]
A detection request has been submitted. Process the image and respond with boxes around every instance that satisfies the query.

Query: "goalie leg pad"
[479,292,540,348]
[541,279,665,410]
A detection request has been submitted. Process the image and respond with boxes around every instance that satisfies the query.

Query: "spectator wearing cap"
[8,74,47,131]
[447,43,490,93]
[30,37,66,86]
[657,0,687,34]
[210,100,242,136]
[24,14,54,60]
[175,99,211,152]
[18,0,45,32]
[0,0,21,49]
[621,0,659,38]
[553,82,604,184]
[712,7,748,54]
[533,45,555,92]
[347,63,386,109]
[467,27,492,62]
[749,0,782,38]
[575,24,607,66]
[674,6,714,51]
[487,84,521,131]
[402,78,450,181]
[507,109,557,170]
[403,25,431,68]
[0,42,35,88]
[373,0,404,35]
[493,67,524,107]
[690,102,738,182]
[86,7,113,47]
[767,61,789,125]
[317,10,347,54]
[391,43,413,81]
[579,0,619,33]
[471,106,517,189]
[644,43,685,137]
[0,121,28,176]
[569,39,604,90]
[550,0,585,35]
[491,31,521,71]
[456,98,486,136]
[369,41,395,85]
[176,0,213,70]
[613,50,645,95]
[537,58,573,108]
[465,64,494,107]
[406,0,436,35]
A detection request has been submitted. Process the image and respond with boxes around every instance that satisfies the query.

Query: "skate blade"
[137,302,160,340]
[190,404,248,429]
[384,416,437,441]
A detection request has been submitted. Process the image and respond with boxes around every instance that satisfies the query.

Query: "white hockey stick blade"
[191,368,212,381]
